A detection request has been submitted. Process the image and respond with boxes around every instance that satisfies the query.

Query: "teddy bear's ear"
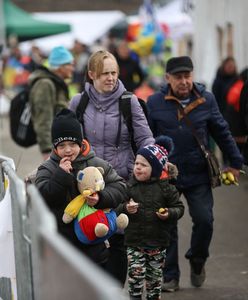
[77,170,85,182]
[97,167,104,175]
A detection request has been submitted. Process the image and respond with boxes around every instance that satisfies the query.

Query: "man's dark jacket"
[147,82,243,189]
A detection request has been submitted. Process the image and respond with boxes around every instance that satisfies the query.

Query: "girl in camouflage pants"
[118,137,184,300]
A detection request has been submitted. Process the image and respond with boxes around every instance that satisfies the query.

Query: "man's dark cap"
[166,56,193,74]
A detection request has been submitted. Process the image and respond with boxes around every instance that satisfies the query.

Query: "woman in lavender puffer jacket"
[69,50,154,286]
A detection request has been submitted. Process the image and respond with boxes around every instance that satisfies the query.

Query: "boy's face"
[133,154,152,182]
[56,141,81,161]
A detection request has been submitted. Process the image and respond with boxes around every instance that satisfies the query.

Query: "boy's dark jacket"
[121,177,184,248]
[35,146,126,264]
[147,82,243,188]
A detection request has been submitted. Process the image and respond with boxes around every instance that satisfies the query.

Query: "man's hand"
[42,152,51,161]
[167,162,179,179]
[222,167,240,181]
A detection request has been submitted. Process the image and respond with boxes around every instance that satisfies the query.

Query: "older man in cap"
[29,46,74,160]
[147,56,243,291]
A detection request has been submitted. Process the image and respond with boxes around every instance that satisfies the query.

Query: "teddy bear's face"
[77,166,105,195]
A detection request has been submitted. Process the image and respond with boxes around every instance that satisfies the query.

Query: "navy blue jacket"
[147,83,243,188]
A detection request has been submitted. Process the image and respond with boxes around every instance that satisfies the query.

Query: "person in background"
[69,50,154,286]
[237,77,248,165]
[29,46,74,160]
[114,40,145,93]
[119,136,184,300]
[212,56,238,115]
[35,108,127,268]
[28,45,45,72]
[2,46,32,93]
[71,40,91,92]
[147,56,243,292]
[224,68,248,154]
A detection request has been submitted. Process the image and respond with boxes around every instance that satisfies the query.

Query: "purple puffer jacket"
[69,80,154,180]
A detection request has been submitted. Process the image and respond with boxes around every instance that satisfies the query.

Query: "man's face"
[58,63,75,80]
[166,71,193,99]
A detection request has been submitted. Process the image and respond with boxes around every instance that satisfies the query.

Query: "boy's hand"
[156,208,169,220]
[126,198,139,214]
[86,193,99,207]
[59,157,72,173]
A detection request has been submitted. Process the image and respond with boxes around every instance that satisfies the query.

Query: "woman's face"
[88,57,118,94]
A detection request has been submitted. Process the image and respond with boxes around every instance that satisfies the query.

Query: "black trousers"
[105,233,128,287]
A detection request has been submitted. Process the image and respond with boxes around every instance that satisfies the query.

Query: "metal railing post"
[2,158,34,300]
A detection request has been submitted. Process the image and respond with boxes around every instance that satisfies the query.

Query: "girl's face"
[88,57,118,94]
[133,154,152,182]
[56,141,80,161]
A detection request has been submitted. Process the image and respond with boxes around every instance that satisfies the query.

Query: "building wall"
[192,0,248,88]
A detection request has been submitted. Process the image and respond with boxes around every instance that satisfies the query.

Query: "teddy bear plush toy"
[62,166,129,245]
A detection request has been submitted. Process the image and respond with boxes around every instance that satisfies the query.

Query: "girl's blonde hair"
[86,50,119,83]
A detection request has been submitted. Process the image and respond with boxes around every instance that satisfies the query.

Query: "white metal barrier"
[0,155,128,300]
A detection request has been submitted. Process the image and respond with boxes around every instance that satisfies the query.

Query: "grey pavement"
[0,115,42,179]
[1,114,248,299]
[162,177,248,300]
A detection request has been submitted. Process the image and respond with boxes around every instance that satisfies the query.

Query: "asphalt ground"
[1,115,248,300]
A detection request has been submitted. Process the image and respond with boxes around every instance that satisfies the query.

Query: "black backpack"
[9,85,37,147]
[76,91,148,154]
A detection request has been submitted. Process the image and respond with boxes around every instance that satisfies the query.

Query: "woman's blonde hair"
[86,50,119,83]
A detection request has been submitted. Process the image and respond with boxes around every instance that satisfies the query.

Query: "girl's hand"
[86,193,99,207]
[126,198,139,214]
[59,157,72,173]
[156,208,169,220]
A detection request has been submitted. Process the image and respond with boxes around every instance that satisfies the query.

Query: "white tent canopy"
[127,0,193,40]
[192,0,248,88]
[20,10,125,53]
[156,0,193,39]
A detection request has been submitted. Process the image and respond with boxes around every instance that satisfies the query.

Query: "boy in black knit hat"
[35,108,127,268]
[118,136,184,300]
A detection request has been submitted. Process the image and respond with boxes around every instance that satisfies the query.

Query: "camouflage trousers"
[127,246,166,300]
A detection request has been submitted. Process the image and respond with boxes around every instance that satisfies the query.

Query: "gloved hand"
[167,162,179,179]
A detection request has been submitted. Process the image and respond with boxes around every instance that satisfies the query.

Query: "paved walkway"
[162,176,248,300]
